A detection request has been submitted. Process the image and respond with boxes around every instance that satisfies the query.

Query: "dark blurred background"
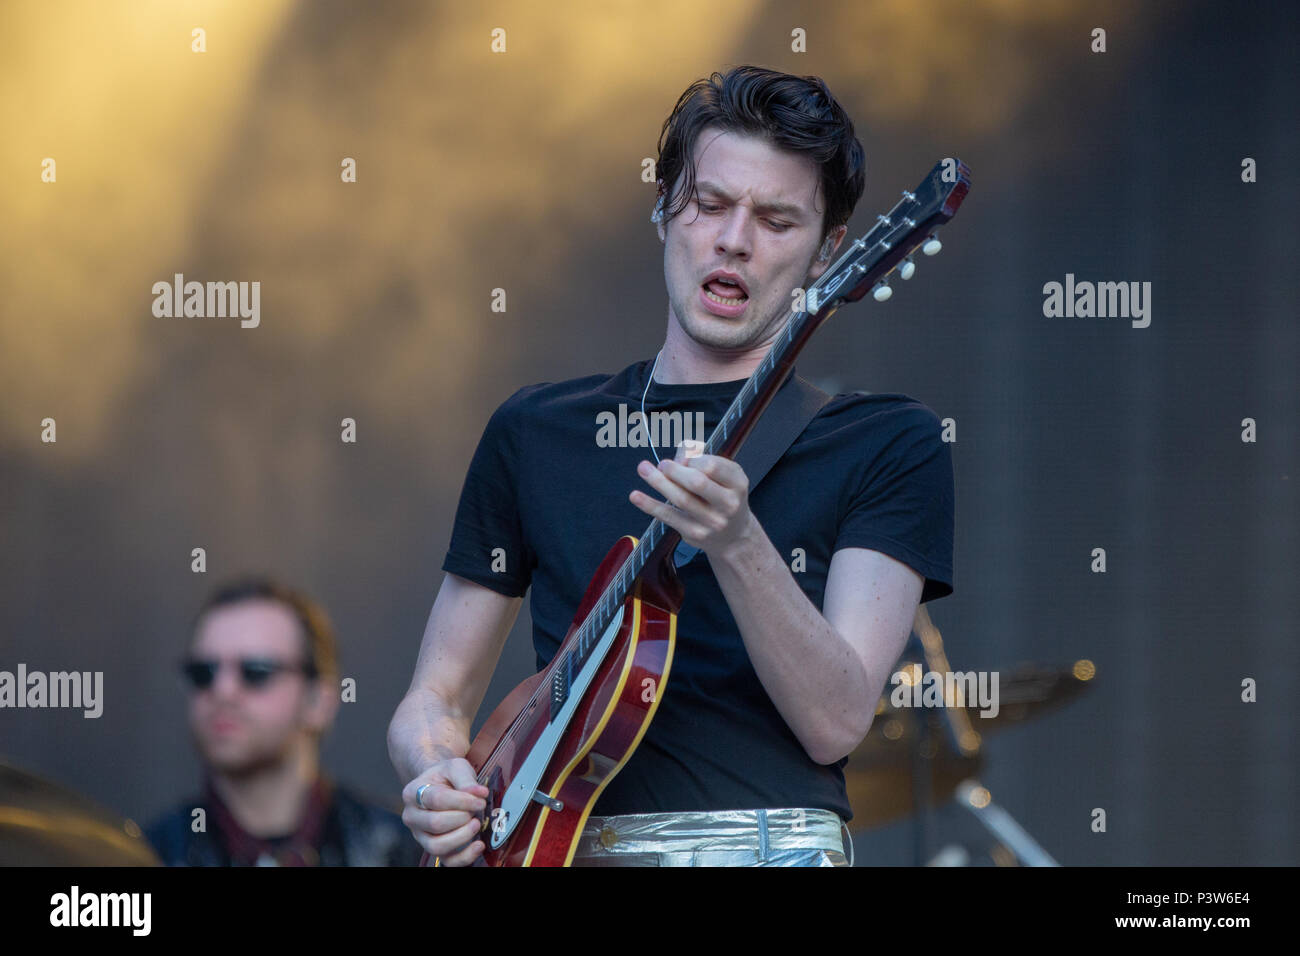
[1,0,1295,865]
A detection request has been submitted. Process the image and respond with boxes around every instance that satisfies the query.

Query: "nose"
[714,207,752,261]
[208,662,245,699]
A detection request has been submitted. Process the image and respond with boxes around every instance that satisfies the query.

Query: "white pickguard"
[489,603,626,849]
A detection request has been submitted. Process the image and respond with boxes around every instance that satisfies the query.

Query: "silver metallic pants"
[571,808,854,867]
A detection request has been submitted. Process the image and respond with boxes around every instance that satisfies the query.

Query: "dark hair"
[191,576,339,681]
[656,65,866,241]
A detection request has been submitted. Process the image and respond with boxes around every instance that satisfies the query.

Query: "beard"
[191,718,298,778]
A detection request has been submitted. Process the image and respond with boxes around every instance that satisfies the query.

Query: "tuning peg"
[922,234,942,256]
[899,256,916,280]
[872,281,893,302]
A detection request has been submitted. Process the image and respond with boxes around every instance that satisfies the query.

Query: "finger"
[403,806,474,836]
[444,760,489,802]
[440,837,486,867]
[674,439,705,463]
[629,489,708,542]
[419,816,485,859]
[637,460,711,514]
[658,458,728,506]
[407,779,483,814]
[682,453,748,491]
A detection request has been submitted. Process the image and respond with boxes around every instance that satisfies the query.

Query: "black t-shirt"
[441,358,954,821]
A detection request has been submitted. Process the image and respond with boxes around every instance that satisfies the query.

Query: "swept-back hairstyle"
[655,65,867,240]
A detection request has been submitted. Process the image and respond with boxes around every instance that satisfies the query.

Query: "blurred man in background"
[147,577,419,866]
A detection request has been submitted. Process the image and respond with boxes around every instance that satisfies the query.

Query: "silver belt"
[573,808,853,865]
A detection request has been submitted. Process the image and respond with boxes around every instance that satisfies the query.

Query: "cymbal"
[959,661,1094,733]
[844,660,1095,830]
[844,704,983,831]
[0,760,159,865]
[872,659,1095,741]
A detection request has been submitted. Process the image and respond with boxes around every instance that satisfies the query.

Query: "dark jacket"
[145,784,421,867]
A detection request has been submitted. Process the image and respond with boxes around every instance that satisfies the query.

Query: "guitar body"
[423,535,683,867]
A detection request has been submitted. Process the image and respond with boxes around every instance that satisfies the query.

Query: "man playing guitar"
[387,64,955,866]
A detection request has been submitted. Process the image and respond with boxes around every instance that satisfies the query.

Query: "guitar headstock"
[805,158,971,314]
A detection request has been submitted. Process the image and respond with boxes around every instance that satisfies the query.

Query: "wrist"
[716,510,765,567]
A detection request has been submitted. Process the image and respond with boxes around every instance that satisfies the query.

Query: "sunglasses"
[180,657,317,690]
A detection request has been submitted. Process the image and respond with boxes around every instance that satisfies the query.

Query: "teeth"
[704,289,746,305]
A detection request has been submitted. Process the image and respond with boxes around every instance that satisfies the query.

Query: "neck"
[652,311,783,385]
[208,741,318,838]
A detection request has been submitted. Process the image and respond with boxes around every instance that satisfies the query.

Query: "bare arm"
[387,571,522,864]
[711,530,921,763]
[631,448,922,765]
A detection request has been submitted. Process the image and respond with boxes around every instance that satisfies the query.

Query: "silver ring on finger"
[415,784,431,810]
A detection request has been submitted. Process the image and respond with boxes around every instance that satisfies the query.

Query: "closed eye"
[698,199,792,232]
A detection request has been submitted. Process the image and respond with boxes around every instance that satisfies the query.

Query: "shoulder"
[479,364,643,450]
[492,366,636,423]
[807,388,953,526]
[805,388,946,454]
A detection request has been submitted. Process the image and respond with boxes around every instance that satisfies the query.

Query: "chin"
[686,315,765,351]
[198,744,249,773]
[197,737,273,775]
[207,751,284,778]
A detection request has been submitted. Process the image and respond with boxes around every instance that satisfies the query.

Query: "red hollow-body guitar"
[422,158,971,866]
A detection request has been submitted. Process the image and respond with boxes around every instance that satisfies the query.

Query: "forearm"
[708,514,873,764]
[387,686,472,784]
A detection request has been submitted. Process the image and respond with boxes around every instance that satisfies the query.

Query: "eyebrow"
[694,181,807,220]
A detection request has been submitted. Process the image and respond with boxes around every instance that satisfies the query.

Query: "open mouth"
[701,276,749,305]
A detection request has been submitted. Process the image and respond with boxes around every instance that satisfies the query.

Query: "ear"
[654,179,667,243]
[806,224,848,283]
[301,676,339,735]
